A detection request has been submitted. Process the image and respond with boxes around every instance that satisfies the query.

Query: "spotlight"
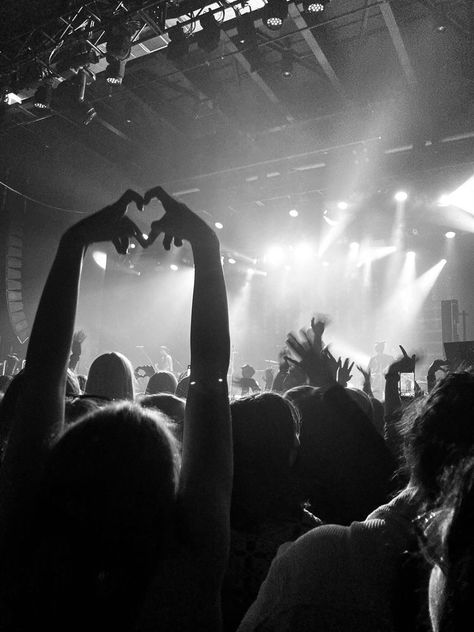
[142,233,148,241]
[198,11,221,52]
[264,245,285,266]
[394,191,408,202]
[170,264,179,271]
[34,84,52,109]
[303,0,329,14]
[167,24,189,60]
[433,9,448,32]
[214,221,224,229]
[337,201,348,210]
[105,21,135,85]
[228,257,236,264]
[445,231,456,239]
[264,0,288,31]
[438,194,451,206]
[92,251,107,270]
[406,251,416,258]
[289,209,298,217]
[105,58,126,85]
[281,51,293,77]
[236,13,257,46]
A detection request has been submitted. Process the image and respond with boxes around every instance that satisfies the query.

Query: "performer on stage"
[233,363,261,397]
[157,345,174,373]
[368,341,394,397]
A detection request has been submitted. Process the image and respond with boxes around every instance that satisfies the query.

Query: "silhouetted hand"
[71,330,86,356]
[387,345,417,375]
[144,186,214,250]
[357,365,371,384]
[428,359,449,375]
[285,328,334,387]
[65,189,146,254]
[337,357,354,386]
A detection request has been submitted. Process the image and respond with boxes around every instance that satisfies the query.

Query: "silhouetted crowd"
[0,188,472,632]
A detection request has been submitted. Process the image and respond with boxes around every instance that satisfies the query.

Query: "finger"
[163,233,173,251]
[174,237,183,248]
[349,362,354,373]
[144,186,174,207]
[146,218,167,247]
[120,217,148,248]
[399,345,408,357]
[112,235,128,255]
[284,356,301,368]
[115,189,144,214]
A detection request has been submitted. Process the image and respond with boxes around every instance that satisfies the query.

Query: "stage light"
[105,58,126,85]
[105,22,135,85]
[167,24,189,60]
[295,243,314,264]
[264,245,285,266]
[264,0,288,31]
[337,201,348,210]
[303,0,329,14]
[92,251,107,270]
[394,191,408,202]
[407,250,416,257]
[198,11,221,52]
[236,12,257,45]
[142,233,148,240]
[129,243,136,249]
[228,257,236,264]
[34,84,52,109]
[281,51,293,77]
[215,221,224,229]
[170,264,179,271]
[289,209,298,217]
[441,258,447,264]
[438,194,451,207]
[445,231,456,239]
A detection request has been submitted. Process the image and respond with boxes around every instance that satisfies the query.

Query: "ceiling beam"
[379,0,417,87]
[288,4,347,101]
[221,30,295,124]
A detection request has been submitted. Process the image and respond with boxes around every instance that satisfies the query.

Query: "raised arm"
[144,187,231,552]
[0,191,144,544]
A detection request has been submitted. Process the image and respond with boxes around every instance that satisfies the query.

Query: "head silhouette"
[86,352,134,401]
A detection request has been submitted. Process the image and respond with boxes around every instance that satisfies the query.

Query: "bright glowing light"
[264,245,285,266]
[295,242,314,264]
[441,258,447,264]
[142,233,148,240]
[394,191,408,202]
[357,245,396,267]
[323,215,339,226]
[445,231,456,239]
[337,201,348,210]
[289,209,299,217]
[92,251,107,270]
[449,175,474,213]
[170,264,179,271]
[129,243,136,249]
[407,251,416,258]
[215,222,224,230]
[438,194,451,207]
[228,257,236,264]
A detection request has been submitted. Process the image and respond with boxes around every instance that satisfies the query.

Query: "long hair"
[26,402,180,631]
[86,352,135,401]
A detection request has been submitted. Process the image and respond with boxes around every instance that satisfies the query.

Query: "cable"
[0,179,87,214]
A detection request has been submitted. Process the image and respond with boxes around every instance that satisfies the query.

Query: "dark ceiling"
[0,0,473,259]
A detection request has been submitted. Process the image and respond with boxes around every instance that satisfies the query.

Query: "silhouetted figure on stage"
[234,364,261,397]
[368,341,393,398]
[157,345,173,373]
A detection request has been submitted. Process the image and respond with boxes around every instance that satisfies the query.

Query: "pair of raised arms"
[67,186,214,254]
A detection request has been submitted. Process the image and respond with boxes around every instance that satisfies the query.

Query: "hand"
[322,347,339,382]
[387,345,416,375]
[428,359,449,375]
[337,357,354,386]
[144,186,215,250]
[71,330,86,356]
[310,314,330,353]
[134,365,155,379]
[66,190,146,254]
[285,329,334,387]
[357,365,371,384]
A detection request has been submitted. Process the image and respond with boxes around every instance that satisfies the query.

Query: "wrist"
[385,372,400,380]
[61,229,88,252]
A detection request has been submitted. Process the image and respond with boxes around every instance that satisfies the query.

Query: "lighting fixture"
[445,231,456,239]
[105,22,135,85]
[215,222,224,229]
[281,51,293,77]
[303,0,329,14]
[394,191,408,202]
[264,0,289,31]
[198,11,221,52]
[289,209,298,217]
[237,13,257,46]
[167,24,189,60]
[34,84,52,109]
[337,201,348,210]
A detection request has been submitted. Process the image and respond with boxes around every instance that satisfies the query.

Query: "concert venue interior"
[1,0,473,392]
